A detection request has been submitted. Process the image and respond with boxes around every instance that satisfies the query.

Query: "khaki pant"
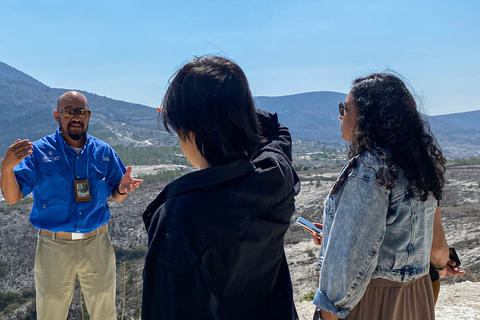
[34,232,117,320]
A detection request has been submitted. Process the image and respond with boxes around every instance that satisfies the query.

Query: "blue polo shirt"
[14,129,126,233]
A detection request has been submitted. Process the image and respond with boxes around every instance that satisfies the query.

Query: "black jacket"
[142,111,300,320]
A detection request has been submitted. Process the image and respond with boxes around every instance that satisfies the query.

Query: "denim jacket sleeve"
[313,162,389,318]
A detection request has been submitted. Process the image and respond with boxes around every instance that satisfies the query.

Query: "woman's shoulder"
[349,149,387,179]
[350,149,410,194]
[357,148,385,163]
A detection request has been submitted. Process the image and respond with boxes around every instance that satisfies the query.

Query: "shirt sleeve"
[313,176,389,318]
[13,154,39,198]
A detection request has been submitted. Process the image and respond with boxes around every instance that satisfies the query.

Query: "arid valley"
[1,161,479,319]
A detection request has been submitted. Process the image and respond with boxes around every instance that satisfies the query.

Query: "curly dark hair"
[335,73,445,201]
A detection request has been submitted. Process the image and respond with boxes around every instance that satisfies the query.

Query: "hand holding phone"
[296,217,323,246]
[449,247,461,267]
[296,217,322,233]
[445,247,466,277]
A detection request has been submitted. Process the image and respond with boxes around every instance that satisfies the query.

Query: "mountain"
[255,92,346,142]
[255,92,480,158]
[1,61,479,159]
[0,62,46,87]
[0,61,175,156]
[428,111,480,157]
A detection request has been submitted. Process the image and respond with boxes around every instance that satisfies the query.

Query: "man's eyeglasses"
[58,108,91,118]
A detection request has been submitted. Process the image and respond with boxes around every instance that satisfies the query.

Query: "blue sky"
[0,0,478,115]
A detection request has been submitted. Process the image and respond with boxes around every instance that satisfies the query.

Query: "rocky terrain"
[0,163,479,319]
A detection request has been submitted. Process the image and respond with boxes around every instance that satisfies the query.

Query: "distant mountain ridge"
[0,62,46,87]
[255,92,480,158]
[0,61,176,155]
[255,91,346,143]
[1,61,479,158]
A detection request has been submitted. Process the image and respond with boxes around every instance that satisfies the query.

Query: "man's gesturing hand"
[2,139,33,170]
[117,166,143,195]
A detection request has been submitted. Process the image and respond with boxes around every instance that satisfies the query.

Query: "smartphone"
[449,247,461,267]
[296,217,322,234]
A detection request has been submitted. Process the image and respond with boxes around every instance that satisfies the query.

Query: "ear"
[187,131,195,142]
[178,131,195,142]
[54,110,60,122]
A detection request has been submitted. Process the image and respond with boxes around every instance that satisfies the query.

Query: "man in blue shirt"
[0,91,142,320]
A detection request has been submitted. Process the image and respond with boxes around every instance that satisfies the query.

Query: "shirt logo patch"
[102,157,110,162]
[43,152,60,162]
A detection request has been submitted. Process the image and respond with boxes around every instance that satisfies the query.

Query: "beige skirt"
[345,274,435,320]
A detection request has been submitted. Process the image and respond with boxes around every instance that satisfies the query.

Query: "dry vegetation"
[0,164,479,319]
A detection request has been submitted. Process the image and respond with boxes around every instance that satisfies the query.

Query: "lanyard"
[61,144,89,181]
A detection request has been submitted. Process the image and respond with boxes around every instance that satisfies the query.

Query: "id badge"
[74,179,91,202]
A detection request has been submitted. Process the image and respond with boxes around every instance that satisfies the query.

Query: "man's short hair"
[161,56,262,166]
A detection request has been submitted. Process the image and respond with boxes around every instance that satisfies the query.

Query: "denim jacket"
[313,150,436,318]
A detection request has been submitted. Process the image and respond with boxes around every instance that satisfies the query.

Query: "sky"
[0,0,478,116]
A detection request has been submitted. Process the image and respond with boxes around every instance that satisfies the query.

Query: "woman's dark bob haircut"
[346,72,446,201]
[161,56,262,166]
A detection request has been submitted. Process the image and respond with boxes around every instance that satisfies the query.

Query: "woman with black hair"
[312,73,446,320]
[141,56,300,320]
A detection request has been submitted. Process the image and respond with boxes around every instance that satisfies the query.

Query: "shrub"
[113,245,147,263]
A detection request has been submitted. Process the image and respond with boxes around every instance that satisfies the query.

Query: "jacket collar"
[167,156,255,198]
[144,157,255,223]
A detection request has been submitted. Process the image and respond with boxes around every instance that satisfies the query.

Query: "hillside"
[2,61,480,159]
[0,61,176,155]
[255,92,480,159]
[255,91,347,142]
[428,113,480,158]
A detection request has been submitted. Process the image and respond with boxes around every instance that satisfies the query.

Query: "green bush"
[112,145,188,166]
[0,291,23,311]
[137,170,186,183]
[0,261,8,278]
[300,291,316,301]
[113,245,147,263]
[304,249,315,258]
[450,157,480,166]
[0,289,35,312]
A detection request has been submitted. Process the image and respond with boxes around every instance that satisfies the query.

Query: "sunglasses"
[339,103,346,116]
[58,108,91,119]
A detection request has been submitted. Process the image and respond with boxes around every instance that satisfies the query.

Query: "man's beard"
[69,131,87,141]
[59,123,88,141]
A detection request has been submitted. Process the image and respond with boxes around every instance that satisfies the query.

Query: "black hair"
[161,56,262,166]
[334,73,445,201]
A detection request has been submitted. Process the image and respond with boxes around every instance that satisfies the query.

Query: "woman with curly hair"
[312,73,446,320]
